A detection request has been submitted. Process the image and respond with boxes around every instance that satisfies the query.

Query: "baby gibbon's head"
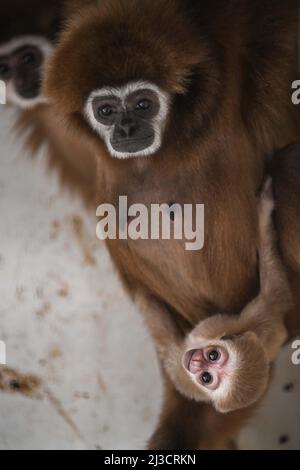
[182,315,270,413]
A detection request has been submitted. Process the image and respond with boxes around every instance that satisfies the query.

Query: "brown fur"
[44,0,300,449]
[272,142,300,337]
[139,186,290,414]
[148,373,257,450]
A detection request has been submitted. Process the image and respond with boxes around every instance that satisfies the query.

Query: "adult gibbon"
[44,0,300,449]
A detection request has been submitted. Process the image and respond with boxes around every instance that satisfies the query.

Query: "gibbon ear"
[241,331,259,343]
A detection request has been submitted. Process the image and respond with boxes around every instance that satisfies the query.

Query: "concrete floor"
[0,107,299,450]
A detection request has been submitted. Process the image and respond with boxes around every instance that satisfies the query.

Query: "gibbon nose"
[118,117,138,138]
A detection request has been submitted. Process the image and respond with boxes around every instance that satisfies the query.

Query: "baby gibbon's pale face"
[182,331,270,413]
[185,345,230,390]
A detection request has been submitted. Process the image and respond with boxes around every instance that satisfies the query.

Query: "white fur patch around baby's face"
[0,36,52,109]
[85,81,170,159]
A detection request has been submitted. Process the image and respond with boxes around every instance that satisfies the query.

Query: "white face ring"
[85,80,170,159]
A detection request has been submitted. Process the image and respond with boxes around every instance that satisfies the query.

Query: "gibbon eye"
[98,105,113,117]
[22,52,37,65]
[208,350,220,362]
[201,372,213,385]
[136,99,152,111]
[0,63,10,77]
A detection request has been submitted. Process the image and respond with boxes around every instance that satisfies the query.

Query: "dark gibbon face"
[0,0,64,108]
[85,81,170,158]
[44,0,221,159]
[0,39,52,107]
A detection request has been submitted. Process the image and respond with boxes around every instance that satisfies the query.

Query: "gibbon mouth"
[22,89,40,99]
[19,83,41,100]
[113,137,153,144]
[183,350,195,372]
[111,135,154,153]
